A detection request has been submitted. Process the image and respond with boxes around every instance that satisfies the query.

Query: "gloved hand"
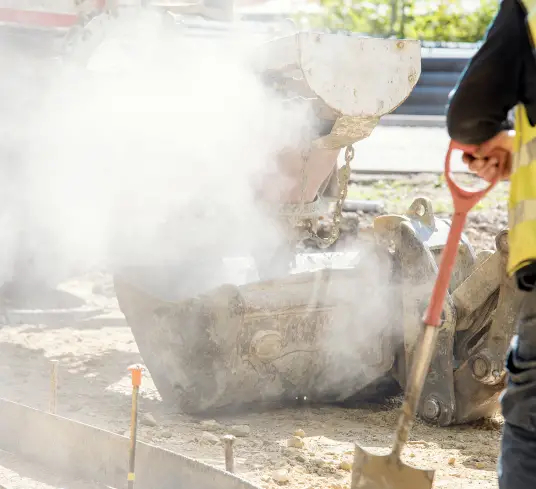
[461,130,514,182]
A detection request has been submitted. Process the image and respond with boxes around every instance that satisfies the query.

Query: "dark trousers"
[498,287,536,488]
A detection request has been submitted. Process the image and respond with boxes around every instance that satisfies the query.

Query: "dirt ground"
[0,173,508,489]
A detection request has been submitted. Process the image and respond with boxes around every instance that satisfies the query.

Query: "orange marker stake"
[127,364,143,489]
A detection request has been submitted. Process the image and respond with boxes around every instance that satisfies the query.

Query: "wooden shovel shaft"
[391,325,438,458]
[391,209,467,458]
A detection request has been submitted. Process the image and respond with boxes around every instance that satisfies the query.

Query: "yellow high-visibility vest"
[507,0,536,276]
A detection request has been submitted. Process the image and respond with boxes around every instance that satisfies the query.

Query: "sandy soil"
[0,309,502,489]
[0,174,508,489]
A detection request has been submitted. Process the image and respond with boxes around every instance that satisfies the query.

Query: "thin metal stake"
[49,360,58,414]
[127,364,143,489]
[223,434,236,473]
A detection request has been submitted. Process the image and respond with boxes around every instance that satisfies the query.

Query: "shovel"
[350,140,509,489]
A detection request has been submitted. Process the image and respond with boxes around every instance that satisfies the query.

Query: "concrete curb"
[0,398,260,489]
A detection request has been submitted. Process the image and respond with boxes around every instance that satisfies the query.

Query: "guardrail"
[394,54,472,116]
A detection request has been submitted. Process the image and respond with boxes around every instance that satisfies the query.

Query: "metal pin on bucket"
[49,360,58,414]
[127,364,143,489]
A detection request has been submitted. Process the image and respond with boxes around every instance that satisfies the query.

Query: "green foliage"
[300,0,499,43]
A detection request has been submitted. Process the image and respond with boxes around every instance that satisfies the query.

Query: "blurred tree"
[301,0,499,43]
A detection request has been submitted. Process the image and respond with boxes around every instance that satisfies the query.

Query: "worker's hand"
[461,130,514,182]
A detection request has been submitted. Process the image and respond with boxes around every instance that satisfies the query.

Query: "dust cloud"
[0,9,405,408]
[1,10,315,298]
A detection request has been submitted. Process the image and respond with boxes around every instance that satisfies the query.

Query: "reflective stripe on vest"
[507,0,536,275]
[507,100,536,275]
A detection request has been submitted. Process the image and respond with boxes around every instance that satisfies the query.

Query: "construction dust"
[0,8,406,406]
[1,9,313,297]
[0,272,502,488]
[0,6,509,489]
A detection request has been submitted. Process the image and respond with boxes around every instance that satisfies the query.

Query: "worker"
[446,0,536,488]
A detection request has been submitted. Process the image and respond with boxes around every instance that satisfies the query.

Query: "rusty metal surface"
[374,198,515,425]
[374,198,460,425]
[115,241,396,413]
[115,197,519,424]
[450,229,524,423]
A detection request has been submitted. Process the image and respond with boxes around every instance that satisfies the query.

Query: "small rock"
[448,457,456,466]
[312,458,325,467]
[141,413,158,427]
[294,429,306,438]
[200,419,223,432]
[201,431,220,445]
[260,474,271,482]
[272,469,290,484]
[160,430,172,438]
[296,454,307,463]
[287,436,304,448]
[339,460,352,471]
[230,424,250,437]
[407,440,429,447]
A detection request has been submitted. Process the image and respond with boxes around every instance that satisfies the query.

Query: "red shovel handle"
[423,139,506,327]
[444,140,507,213]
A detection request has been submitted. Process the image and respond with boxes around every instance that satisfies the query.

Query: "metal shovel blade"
[351,445,435,489]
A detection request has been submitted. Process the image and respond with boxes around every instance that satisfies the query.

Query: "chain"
[300,145,354,249]
[298,147,311,216]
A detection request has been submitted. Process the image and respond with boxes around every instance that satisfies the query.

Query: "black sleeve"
[446,0,526,145]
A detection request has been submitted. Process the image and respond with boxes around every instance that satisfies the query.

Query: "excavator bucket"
[1,1,518,425]
[114,243,398,413]
[8,5,506,425]
[112,31,523,423]
[112,33,421,413]
[116,195,524,422]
